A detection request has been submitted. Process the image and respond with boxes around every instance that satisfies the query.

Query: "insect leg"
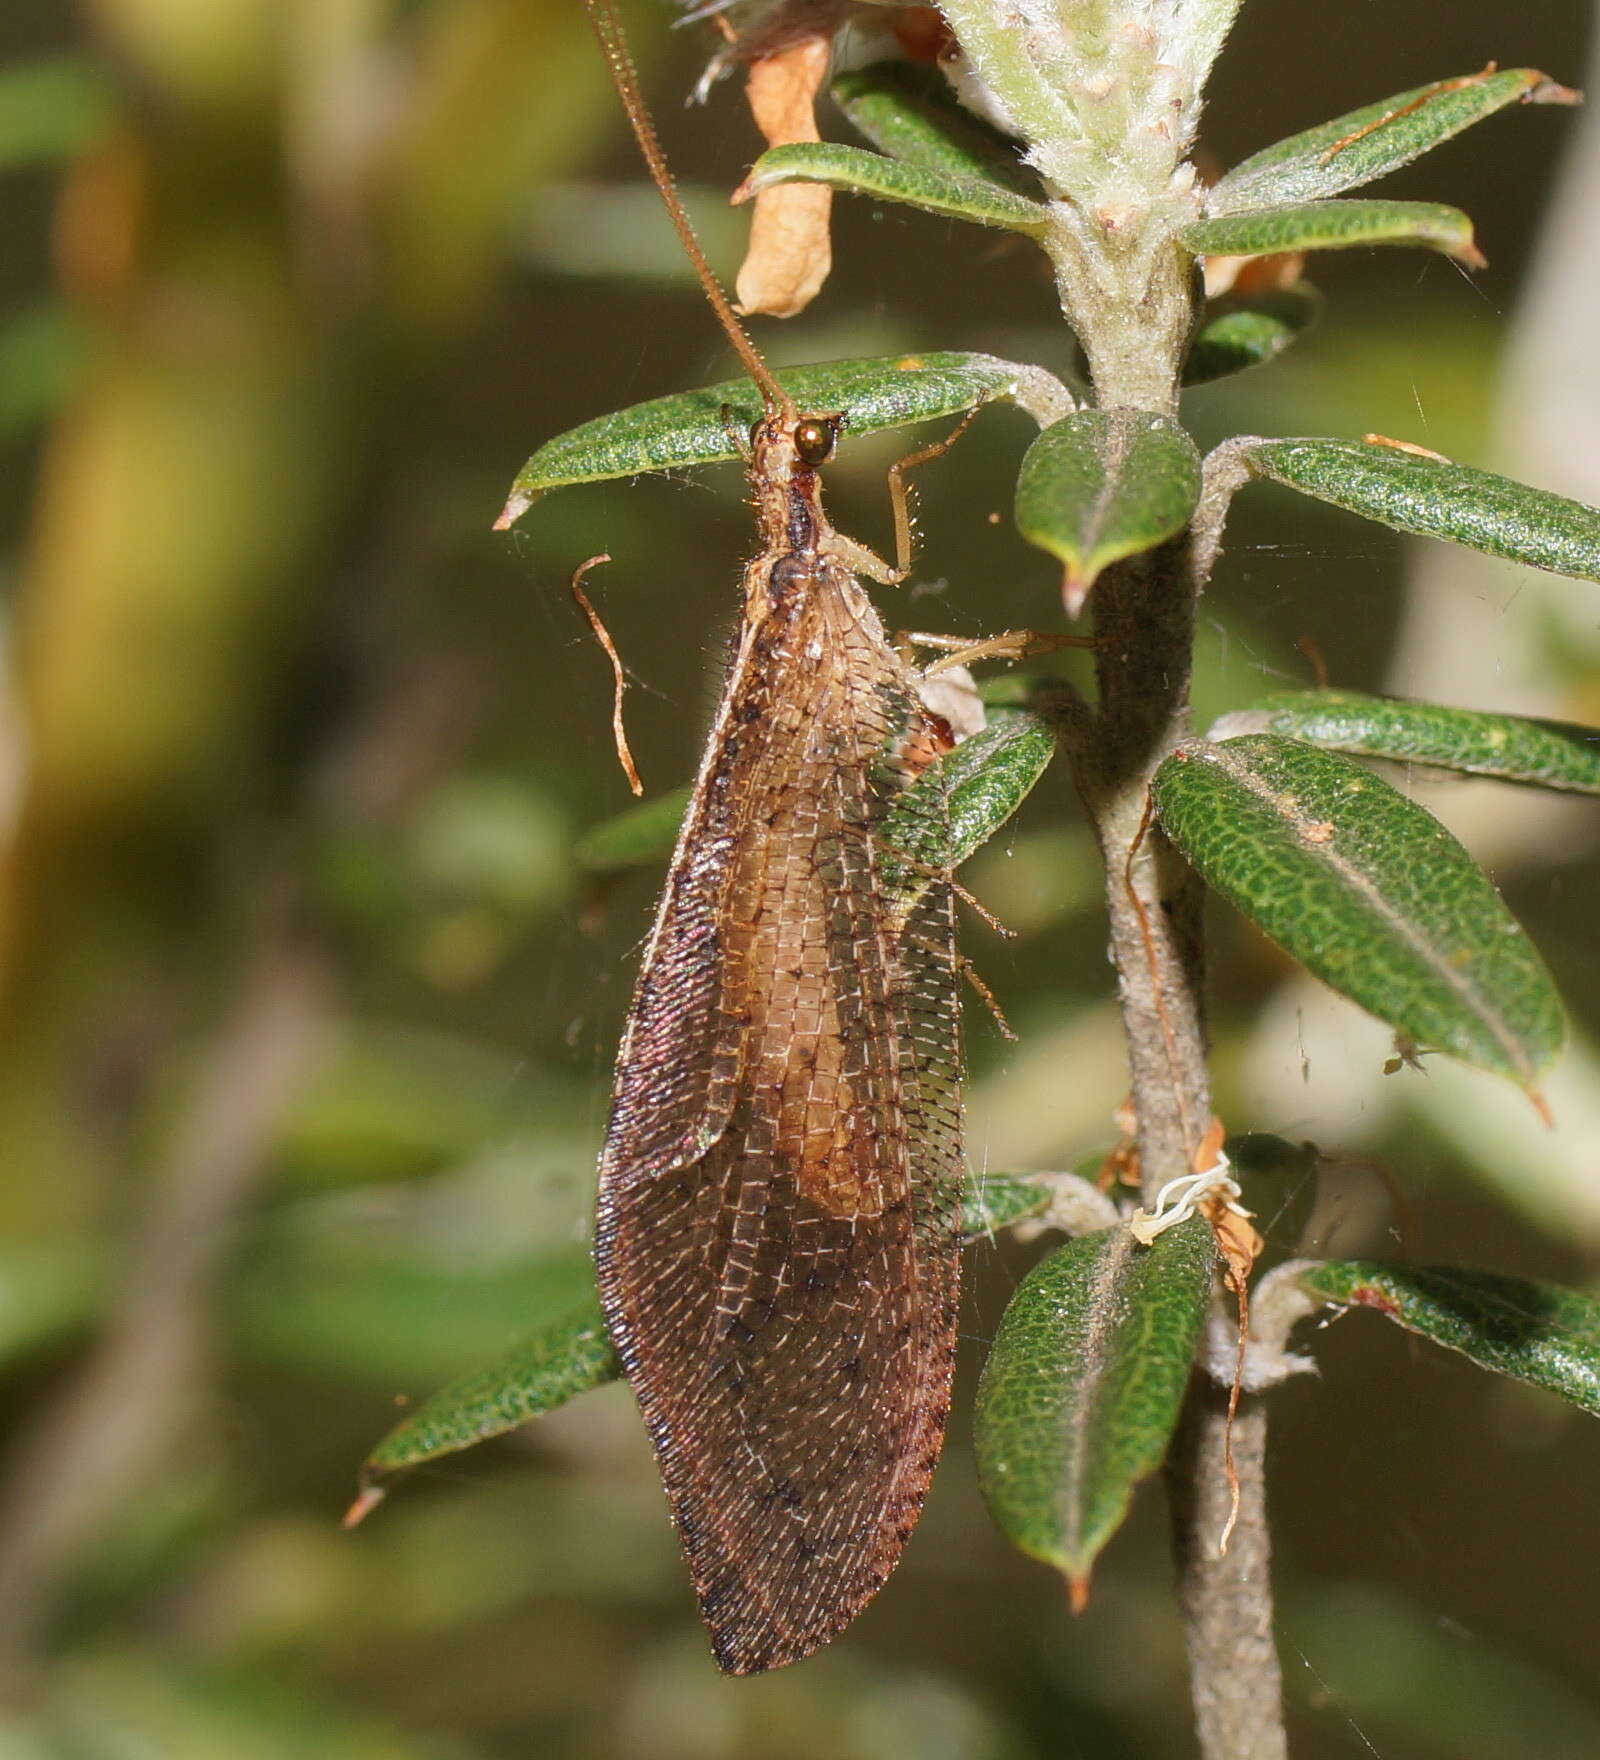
[719,403,754,460]
[822,409,986,587]
[882,408,985,582]
[900,922,1017,1040]
[905,629,1098,675]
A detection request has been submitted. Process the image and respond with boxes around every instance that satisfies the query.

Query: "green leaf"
[356,1293,619,1494]
[1296,1259,1600,1416]
[500,351,1045,517]
[831,59,1040,197]
[962,1171,1054,1239]
[1212,67,1578,214]
[1236,437,1600,583]
[975,1219,1214,1595]
[1015,411,1201,613]
[939,709,1060,866]
[1152,734,1565,1094]
[574,785,691,875]
[879,706,1059,901]
[1241,689,1600,796]
[1182,200,1483,267]
[1183,284,1322,386]
[740,141,1049,235]
[0,57,113,172]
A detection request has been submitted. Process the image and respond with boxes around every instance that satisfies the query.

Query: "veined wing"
[596,554,964,1673]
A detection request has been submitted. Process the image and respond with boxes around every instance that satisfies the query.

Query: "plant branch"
[938,2,1279,1745]
[1193,436,1261,584]
[1071,529,1287,1759]
[1167,1383,1287,1760]
[1048,182,1287,1760]
[1075,542,1211,1195]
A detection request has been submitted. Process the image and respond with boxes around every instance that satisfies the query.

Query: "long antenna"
[581,0,794,418]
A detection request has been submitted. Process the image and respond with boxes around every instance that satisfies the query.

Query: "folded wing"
[597,556,964,1673]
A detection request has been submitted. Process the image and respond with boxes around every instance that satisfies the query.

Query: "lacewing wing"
[575,0,967,1674]
[595,412,966,1673]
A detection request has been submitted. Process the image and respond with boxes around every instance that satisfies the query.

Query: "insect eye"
[793,419,837,466]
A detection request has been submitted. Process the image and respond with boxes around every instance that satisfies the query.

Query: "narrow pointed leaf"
[1182,200,1482,266]
[357,1294,619,1493]
[1237,437,1600,583]
[1212,67,1578,214]
[501,351,1050,514]
[741,142,1049,234]
[975,1219,1215,1592]
[1183,285,1322,386]
[1237,690,1600,796]
[1015,411,1201,612]
[831,60,1040,197]
[1296,1260,1600,1416]
[1153,734,1565,1091]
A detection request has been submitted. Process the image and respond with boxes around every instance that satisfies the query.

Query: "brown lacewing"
[581,0,965,1673]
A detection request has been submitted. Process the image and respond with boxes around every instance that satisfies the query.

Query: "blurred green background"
[0,1,1598,1755]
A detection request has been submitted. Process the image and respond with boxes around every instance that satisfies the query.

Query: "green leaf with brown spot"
[1152,734,1565,1094]
[1014,410,1201,613]
[878,706,1059,906]
[1212,67,1578,214]
[1297,1260,1600,1415]
[974,1219,1214,1597]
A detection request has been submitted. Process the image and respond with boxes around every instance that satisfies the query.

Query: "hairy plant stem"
[1075,536,1286,1760]
[1167,1385,1286,1760]
[1067,361,1285,1756]
[1047,222,1196,417]
[1080,541,1210,1192]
